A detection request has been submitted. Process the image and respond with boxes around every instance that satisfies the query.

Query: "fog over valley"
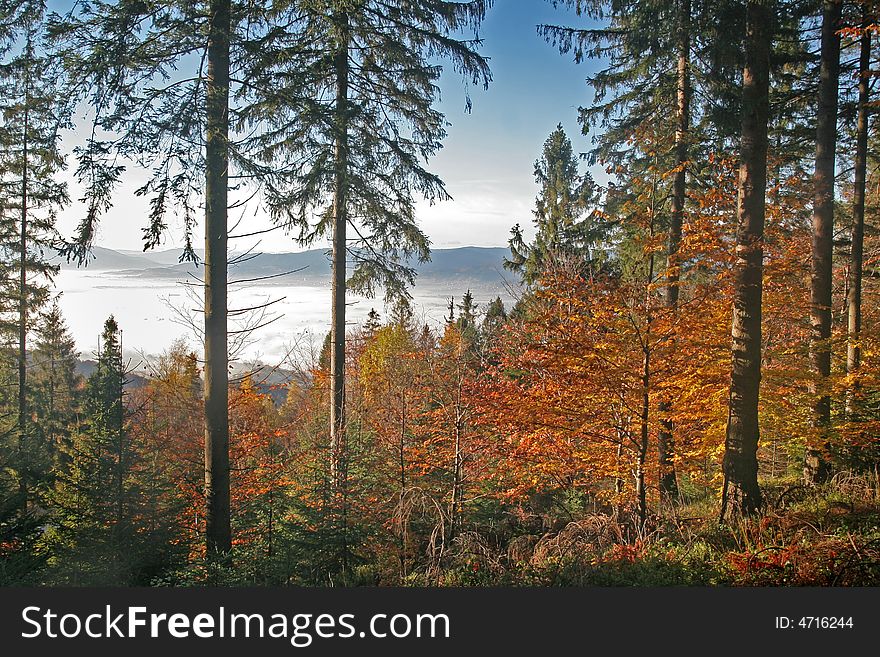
[53,246,519,364]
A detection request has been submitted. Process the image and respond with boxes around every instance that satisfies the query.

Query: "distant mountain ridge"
[60,245,514,285]
[52,246,164,271]
[116,247,204,265]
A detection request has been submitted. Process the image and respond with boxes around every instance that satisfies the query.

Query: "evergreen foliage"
[506,124,602,284]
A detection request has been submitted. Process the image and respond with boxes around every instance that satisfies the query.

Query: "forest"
[1,0,879,587]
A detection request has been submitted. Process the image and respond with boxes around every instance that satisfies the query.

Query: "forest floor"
[428,474,880,587]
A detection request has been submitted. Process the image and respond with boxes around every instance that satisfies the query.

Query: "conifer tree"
[721,0,773,520]
[540,1,813,503]
[656,0,690,501]
[846,3,872,412]
[31,298,80,454]
[482,296,506,334]
[49,316,133,582]
[805,0,842,485]
[389,296,415,333]
[80,316,127,524]
[505,124,599,284]
[364,308,382,336]
[261,0,492,496]
[0,0,68,515]
[49,0,316,556]
[456,290,477,335]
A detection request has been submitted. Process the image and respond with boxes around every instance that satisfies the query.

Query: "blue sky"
[57,1,605,253]
[418,1,604,250]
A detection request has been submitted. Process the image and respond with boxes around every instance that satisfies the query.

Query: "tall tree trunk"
[329,11,351,573]
[17,67,29,515]
[330,13,350,496]
[847,6,870,413]
[658,0,690,502]
[720,0,771,521]
[805,0,841,485]
[637,170,657,528]
[203,0,232,557]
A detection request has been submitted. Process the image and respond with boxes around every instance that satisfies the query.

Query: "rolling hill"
[61,245,514,285]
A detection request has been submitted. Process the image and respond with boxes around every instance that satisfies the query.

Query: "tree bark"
[638,173,657,528]
[204,0,232,557]
[805,0,841,485]
[330,12,350,496]
[658,0,690,502]
[720,0,771,521]
[846,5,870,412]
[451,412,463,542]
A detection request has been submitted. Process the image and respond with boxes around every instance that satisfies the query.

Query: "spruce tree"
[81,316,127,526]
[721,0,773,520]
[657,0,690,501]
[261,0,492,498]
[481,296,507,337]
[846,3,871,412]
[48,0,322,556]
[456,290,476,333]
[364,308,381,336]
[804,0,842,485]
[0,0,68,515]
[31,298,80,455]
[389,296,415,333]
[505,124,600,285]
[49,316,133,582]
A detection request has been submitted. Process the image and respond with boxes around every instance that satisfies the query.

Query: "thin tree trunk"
[720,0,771,521]
[615,441,624,515]
[203,0,232,557]
[116,356,124,526]
[17,63,29,516]
[267,487,273,558]
[805,0,841,486]
[659,0,691,502]
[450,414,463,541]
[638,349,649,528]
[449,355,465,541]
[846,6,870,413]
[399,397,406,579]
[48,362,55,447]
[330,12,350,496]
